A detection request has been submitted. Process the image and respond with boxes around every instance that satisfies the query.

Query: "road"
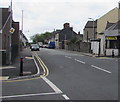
[2,48,118,101]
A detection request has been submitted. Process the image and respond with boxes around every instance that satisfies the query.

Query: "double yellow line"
[33,52,49,77]
[2,52,49,83]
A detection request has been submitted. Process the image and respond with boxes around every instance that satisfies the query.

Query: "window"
[106,40,117,49]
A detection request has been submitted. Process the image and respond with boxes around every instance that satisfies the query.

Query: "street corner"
[0,56,39,82]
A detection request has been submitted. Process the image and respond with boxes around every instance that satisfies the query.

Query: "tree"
[30,32,53,44]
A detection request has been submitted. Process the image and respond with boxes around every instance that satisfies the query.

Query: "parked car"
[30,44,39,51]
[43,44,48,48]
[37,42,43,48]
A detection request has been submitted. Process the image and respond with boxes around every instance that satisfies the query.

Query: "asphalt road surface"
[2,48,118,101]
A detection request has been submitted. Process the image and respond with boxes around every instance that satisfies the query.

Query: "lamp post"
[88,18,95,40]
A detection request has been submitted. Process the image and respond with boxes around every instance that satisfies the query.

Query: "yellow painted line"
[34,53,46,76]
[34,52,49,77]
[37,53,49,76]
[2,52,49,83]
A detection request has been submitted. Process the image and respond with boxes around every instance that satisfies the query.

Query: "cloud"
[1,0,119,41]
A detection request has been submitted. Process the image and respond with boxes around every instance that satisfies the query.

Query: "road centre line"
[91,65,111,74]
[0,92,61,99]
[65,56,72,59]
[75,59,85,64]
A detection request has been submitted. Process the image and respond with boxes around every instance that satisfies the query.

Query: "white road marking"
[7,55,40,81]
[0,92,60,99]
[65,56,72,59]
[33,55,40,75]
[91,65,111,74]
[25,57,34,59]
[75,59,85,64]
[0,66,16,69]
[62,94,70,100]
[42,77,63,93]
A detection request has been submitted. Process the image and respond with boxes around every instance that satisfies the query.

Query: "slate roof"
[106,20,120,30]
[105,22,115,30]
[104,20,120,36]
[0,8,11,30]
[52,29,61,34]
[56,27,77,42]
[84,20,97,28]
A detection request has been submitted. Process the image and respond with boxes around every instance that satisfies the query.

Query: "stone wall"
[66,42,91,53]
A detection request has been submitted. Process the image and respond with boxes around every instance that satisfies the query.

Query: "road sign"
[9,27,15,34]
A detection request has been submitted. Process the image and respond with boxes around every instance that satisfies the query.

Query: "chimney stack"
[63,23,70,29]
[78,31,80,35]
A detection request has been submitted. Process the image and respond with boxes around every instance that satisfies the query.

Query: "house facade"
[0,8,12,65]
[11,21,20,61]
[104,21,120,56]
[19,30,28,50]
[0,7,28,65]
[83,20,97,42]
[54,23,78,49]
[97,5,120,56]
[97,7,120,38]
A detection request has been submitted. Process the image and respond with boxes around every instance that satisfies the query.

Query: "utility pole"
[21,10,24,50]
[21,10,23,33]
[9,0,13,64]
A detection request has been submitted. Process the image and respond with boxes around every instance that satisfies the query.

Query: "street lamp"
[88,18,95,40]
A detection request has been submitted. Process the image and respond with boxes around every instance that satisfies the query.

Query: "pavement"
[56,49,119,59]
[1,48,38,81]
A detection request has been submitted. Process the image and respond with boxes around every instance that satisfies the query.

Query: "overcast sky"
[0,0,119,41]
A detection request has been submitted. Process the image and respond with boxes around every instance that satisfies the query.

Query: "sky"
[0,0,119,41]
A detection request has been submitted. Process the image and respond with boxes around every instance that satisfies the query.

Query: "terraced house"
[0,7,28,65]
[97,3,120,56]
[0,8,12,65]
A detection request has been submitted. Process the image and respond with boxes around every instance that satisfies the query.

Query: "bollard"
[112,50,114,58]
[20,58,23,76]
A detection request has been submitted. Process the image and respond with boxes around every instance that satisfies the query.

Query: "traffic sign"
[9,27,15,34]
